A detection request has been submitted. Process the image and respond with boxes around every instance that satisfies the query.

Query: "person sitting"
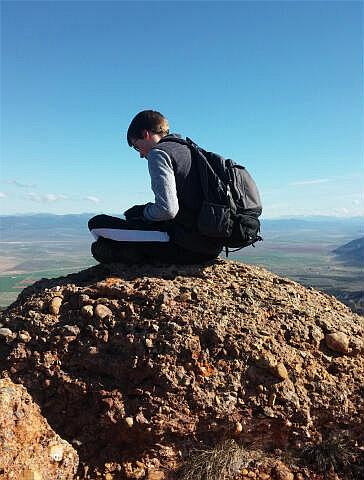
[88,110,223,264]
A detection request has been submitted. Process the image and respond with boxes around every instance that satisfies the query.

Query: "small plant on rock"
[177,439,262,480]
[302,435,356,478]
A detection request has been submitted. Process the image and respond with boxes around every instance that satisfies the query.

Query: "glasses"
[132,141,141,152]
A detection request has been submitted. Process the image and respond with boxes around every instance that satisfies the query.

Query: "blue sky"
[1,0,363,218]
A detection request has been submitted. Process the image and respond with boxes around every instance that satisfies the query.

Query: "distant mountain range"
[0,213,93,242]
[333,237,364,267]
[1,214,363,241]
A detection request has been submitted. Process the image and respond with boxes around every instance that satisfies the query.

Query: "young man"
[88,110,223,264]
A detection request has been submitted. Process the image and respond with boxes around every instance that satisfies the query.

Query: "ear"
[142,130,151,140]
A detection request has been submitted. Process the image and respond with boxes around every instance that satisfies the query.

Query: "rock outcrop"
[0,377,78,480]
[0,259,363,479]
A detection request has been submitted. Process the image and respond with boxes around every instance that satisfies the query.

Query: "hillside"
[1,259,363,479]
[333,237,364,266]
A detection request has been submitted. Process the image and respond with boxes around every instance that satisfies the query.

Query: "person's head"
[127,110,169,158]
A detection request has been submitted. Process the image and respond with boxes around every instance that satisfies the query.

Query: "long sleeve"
[143,148,179,221]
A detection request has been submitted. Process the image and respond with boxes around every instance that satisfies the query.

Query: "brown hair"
[127,110,169,146]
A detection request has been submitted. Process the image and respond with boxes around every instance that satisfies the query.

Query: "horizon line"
[1,212,363,220]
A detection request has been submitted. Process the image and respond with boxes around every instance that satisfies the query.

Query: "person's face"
[131,130,159,158]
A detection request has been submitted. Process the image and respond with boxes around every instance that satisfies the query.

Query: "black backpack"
[158,136,263,255]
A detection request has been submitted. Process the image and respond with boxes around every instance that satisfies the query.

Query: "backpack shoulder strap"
[158,136,230,204]
[158,137,213,199]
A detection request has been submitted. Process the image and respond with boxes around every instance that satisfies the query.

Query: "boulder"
[0,377,78,480]
[325,331,350,353]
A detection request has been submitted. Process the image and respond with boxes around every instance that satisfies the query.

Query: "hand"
[124,204,146,220]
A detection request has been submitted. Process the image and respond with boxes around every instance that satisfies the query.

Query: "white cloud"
[25,192,42,202]
[44,193,68,202]
[7,180,36,188]
[289,178,330,186]
[0,192,7,198]
[25,192,68,203]
[85,196,101,204]
[332,207,350,216]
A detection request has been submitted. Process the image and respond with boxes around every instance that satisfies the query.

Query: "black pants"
[88,214,218,265]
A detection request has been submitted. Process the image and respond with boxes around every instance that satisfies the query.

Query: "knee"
[90,241,98,259]
[88,214,107,231]
[91,240,106,263]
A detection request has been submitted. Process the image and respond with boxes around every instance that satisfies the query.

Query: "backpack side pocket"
[197,201,233,238]
[226,214,261,248]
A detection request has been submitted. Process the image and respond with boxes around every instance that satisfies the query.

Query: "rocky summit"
[0,259,363,480]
